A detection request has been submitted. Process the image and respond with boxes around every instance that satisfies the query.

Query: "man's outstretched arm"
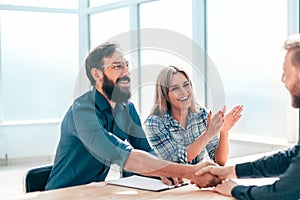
[123,149,221,188]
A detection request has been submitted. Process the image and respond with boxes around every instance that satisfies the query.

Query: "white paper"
[107,175,188,192]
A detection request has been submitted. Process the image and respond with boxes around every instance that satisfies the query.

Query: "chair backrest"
[23,165,53,193]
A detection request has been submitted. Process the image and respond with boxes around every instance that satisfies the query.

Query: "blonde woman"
[145,66,243,166]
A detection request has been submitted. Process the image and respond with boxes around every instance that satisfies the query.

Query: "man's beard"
[102,73,131,104]
[292,95,300,108]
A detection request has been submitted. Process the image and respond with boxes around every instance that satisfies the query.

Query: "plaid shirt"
[145,107,219,164]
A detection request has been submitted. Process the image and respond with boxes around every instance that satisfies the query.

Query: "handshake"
[163,161,237,197]
[190,161,237,197]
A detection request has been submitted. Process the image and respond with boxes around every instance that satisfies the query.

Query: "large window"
[0,0,298,142]
[138,0,193,121]
[89,0,122,7]
[0,0,77,9]
[207,0,297,141]
[90,8,129,48]
[1,11,78,121]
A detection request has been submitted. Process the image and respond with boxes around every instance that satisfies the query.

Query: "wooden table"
[12,151,282,200]
[12,181,236,200]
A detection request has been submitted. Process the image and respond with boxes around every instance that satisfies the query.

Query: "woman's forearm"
[186,132,211,162]
[214,131,229,166]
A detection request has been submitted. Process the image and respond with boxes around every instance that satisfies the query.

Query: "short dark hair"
[284,34,300,69]
[85,42,119,86]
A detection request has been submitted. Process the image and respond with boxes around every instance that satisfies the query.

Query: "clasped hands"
[160,161,222,188]
[164,161,237,196]
[192,161,238,197]
[160,161,229,188]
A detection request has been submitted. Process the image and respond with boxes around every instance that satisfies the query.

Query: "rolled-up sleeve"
[205,135,219,161]
[145,116,188,164]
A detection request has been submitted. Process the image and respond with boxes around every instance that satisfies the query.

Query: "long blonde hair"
[148,65,198,117]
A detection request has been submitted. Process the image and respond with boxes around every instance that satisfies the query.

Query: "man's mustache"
[116,76,131,83]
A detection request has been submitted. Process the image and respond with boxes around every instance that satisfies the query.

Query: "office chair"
[23,164,53,193]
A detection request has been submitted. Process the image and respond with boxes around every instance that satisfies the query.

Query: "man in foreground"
[196,34,300,200]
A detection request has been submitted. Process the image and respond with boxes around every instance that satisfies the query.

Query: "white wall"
[229,138,292,158]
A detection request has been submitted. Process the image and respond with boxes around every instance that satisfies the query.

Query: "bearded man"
[46,42,222,190]
[196,34,300,200]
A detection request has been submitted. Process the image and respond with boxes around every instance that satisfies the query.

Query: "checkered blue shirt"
[145,107,219,164]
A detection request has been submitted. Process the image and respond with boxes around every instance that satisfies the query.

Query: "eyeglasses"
[103,61,130,71]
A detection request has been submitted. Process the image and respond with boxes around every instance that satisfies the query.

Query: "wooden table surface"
[12,181,236,200]
[12,151,283,200]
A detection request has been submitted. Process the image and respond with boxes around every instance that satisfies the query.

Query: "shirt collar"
[165,112,180,127]
[92,87,127,112]
[165,109,193,127]
[92,87,111,111]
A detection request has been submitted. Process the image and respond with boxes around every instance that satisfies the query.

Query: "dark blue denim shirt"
[45,88,154,190]
[232,141,300,200]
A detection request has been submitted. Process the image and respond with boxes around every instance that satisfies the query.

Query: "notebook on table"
[107,175,188,192]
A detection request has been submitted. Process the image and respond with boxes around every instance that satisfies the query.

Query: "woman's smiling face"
[168,72,193,112]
